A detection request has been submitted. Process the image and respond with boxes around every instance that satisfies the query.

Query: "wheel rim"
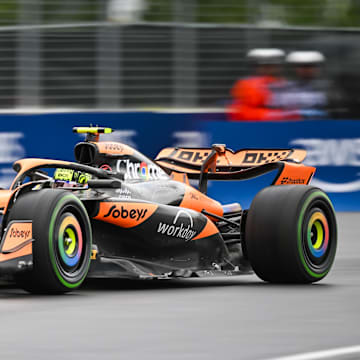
[57,213,83,269]
[48,194,92,290]
[306,210,329,261]
[51,201,91,288]
[298,191,337,279]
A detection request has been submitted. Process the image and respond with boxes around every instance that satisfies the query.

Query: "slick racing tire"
[245,185,337,283]
[7,189,92,294]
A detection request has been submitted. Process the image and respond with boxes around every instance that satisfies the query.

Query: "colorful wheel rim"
[306,211,329,258]
[298,190,337,279]
[49,195,92,289]
[57,213,83,268]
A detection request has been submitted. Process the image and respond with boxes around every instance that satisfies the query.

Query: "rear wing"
[156,146,306,171]
[155,145,314,193]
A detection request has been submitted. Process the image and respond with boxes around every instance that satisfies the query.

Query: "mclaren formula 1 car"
[0,127,337,293]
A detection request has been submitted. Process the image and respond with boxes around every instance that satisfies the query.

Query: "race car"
[0,127,337,293]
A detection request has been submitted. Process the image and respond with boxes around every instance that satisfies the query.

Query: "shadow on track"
[0,281,87,299]
[81,276,335,292]
[0,276,335,298]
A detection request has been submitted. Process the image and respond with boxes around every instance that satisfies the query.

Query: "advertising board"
[0,112,358,210]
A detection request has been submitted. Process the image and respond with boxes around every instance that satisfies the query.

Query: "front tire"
[245,185,337,283]
[8,189,92,293]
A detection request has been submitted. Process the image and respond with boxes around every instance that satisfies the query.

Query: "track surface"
[0,213,359,360]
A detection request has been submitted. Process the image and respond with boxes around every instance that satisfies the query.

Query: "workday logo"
[157,209,197,241]
[290,138,360,192]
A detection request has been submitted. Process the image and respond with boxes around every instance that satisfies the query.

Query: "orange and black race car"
[0,127,337,293]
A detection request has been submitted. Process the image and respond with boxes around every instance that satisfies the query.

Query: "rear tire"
[7,189,92,293]
[245,185,337,283]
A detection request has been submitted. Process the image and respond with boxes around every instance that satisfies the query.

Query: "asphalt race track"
[0,213,359,360]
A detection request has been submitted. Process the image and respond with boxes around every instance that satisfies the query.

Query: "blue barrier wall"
[0,112,358,211]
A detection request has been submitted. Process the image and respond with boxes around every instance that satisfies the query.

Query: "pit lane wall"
[0,111,358,211]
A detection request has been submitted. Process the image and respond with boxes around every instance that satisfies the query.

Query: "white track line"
[266,345,360,360]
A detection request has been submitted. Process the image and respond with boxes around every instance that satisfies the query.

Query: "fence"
[0,0,358,111]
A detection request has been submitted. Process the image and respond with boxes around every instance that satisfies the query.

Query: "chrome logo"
[139,162,149,180]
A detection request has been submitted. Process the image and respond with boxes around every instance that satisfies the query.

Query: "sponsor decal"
[95,202,158,228]
[290,138,360,192]
[243,151,290,165]
[9,227,31,239]
[54,168,74,181]
[169,149,210,164]
[139,162,149,180]
[157,209,197,241]
[104,143,126,152]
[115,188,132,199]
[280,177,305,185]
[290,138,360,166]
[104,205,147,221]
[189,191,200,201]
[2,221,33,253]
[116,159,167,181]
[54,169,91,184]
[100,164,112,171]
[96,141,134,156]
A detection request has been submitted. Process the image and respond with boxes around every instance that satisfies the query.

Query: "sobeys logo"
[116,159,167,181]
[96,202,158,228]
[104,205,147,221]
[9,227,31,239]
[157,210,197,241]
[2,221,33,254]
